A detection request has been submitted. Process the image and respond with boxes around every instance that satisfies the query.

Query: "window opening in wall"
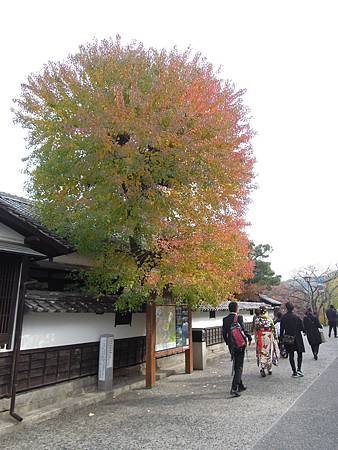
[249,309,254,315]
[115,311,132,326]
[209,310,216,319]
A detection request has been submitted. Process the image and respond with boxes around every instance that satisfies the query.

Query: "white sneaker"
[297,370,304,377]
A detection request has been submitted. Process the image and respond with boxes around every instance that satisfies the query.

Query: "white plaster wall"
[192,310,254,328]
[192,311,224,328]
[239,310,254,323]
[0,222,24,244]
[20,312,146,350]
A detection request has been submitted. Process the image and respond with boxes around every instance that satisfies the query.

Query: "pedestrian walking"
[303,308,322,360]
[254,305,279,377]
[325,304,337,338]
[223,301,252,397]
[280,302,305,378]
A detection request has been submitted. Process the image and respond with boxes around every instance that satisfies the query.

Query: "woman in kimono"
[254,305,279,377]
[252,308,260,335]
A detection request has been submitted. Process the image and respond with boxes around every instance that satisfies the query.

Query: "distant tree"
[13,37,255,309]
[286,266,338,317]
[237,242,281,301]
[248,243,281,288]
[268,281,307,316]
[326,278,338,310]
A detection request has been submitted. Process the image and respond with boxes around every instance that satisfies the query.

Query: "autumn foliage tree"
[13,37,255,309]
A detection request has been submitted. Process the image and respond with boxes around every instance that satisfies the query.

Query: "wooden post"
[10,257,28,422]
[185,308,193,374]
[146,301,156,388]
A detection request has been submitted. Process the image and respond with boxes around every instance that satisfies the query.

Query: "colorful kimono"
[255,314,279,372]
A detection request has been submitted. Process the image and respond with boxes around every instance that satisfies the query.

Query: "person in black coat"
[223,301,252,397]
[303,308,322,360]
[325,305,337,338]
[280,302,305,377]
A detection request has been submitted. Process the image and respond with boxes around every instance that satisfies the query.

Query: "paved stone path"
[253,352,338,450]
[1,329,338,450]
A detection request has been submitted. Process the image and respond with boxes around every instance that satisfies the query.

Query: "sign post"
[146,302,156,388]
[98,334,114,391]
[185,308,193,373]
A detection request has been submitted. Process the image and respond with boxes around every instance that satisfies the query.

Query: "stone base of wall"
[0,352,186,415]
[0,375,97,415]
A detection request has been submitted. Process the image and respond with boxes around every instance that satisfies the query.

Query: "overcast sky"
[1,0,337,279]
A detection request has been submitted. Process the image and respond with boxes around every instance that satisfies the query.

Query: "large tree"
[14,37,255,309]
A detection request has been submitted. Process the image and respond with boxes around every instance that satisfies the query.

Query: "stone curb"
[0,368,177,436]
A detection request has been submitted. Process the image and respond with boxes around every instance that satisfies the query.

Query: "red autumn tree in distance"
[13,36,255,310]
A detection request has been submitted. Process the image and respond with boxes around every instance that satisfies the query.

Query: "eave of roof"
[200,301,271,312]
[0,241,46,258]
[25,290,118,314]
[0,192,73,257]
[32,259,87,272]
[258,294,282,307]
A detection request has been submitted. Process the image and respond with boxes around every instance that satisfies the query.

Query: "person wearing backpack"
[222,301,252,397]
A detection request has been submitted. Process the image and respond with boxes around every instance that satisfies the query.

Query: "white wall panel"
[192,310,253,329]
[20,312,146,350]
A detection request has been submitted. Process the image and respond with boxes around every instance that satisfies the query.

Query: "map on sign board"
[155,305,176,352]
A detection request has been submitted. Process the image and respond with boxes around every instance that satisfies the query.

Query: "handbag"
[319,328,326,344]
[283,334,295,345]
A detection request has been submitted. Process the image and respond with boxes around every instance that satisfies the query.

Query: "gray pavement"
[253,353,338,450]
[1,330,338,450]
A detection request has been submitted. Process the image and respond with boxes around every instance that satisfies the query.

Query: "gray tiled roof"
[0,192,37,221]
[258,294,282,306]
[25,290,117,313]
[0,192,72,252]
[200,301,270,312]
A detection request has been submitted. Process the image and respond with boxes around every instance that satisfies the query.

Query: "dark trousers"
[289,350,302,373]
[310,343,320,357]
[231,350,245,391]
[328,321,337,337]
